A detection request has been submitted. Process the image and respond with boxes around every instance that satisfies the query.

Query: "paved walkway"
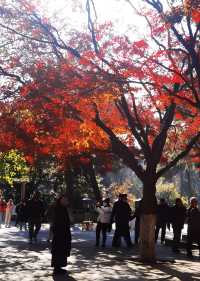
[0,225,200,281]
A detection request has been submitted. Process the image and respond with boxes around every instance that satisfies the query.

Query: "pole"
[21,182,26,200]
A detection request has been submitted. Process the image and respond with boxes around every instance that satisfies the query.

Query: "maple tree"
[0,0,200,261]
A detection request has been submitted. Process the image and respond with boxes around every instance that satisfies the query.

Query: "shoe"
[53,268,67,275]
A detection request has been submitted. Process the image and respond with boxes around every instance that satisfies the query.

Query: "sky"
[41,0,148,39]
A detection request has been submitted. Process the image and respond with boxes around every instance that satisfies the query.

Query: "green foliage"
[0,150,29,186]
[156,178,188,206]
[29,156,65,193]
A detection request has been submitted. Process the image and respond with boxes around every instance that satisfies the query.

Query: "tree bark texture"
[139,180,157,262]
[139,214,156,262]
[86,162,102,201]
[64,167,74,208]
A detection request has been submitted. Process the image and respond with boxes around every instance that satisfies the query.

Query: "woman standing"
[5,199,14,227]
[51,194,71,275]
[96,198,112,248]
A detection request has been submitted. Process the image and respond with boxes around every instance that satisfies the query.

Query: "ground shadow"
[52,274,78,281]
[1,226,200,280]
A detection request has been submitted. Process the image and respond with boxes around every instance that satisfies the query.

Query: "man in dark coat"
[111,194,133,248]
[51,195,71,275]
[131,199,142,245]
[155,198,169,244]
[187,197,200,258]
[170,198,187,253]
[15,200,27,230]
[26,191,45,243]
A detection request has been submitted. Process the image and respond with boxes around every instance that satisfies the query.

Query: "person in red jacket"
[0,197,7,227]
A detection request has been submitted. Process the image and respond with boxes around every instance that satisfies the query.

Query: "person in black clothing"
[51,194,71,275]
[45,202,55,243]
[26,191,45,243]
[111,194,133,248]
[170,198,186,253]
[15,200,27,230]
[186,197,200,258]
[132,199,142,245]
[155,198,169,244]
[95,201,103,246]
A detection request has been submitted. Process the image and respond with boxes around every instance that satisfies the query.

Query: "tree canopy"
[1,0,200,261]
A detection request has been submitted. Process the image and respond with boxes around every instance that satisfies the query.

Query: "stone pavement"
[0,225,200,281]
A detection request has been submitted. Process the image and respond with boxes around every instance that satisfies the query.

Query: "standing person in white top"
[5,199,14,227]
[95,198,112,248]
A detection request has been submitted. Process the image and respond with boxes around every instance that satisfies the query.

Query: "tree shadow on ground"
[1,227,200,280]
[69,232,200,281]
[52,274,77,281]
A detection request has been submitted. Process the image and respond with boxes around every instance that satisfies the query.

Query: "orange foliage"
[0,0,200,171]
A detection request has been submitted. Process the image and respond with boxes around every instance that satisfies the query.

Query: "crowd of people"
[95,194,200,260]
[0,191,200,275]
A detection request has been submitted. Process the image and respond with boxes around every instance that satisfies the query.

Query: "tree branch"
[93,107,145,180]
[157,132,200,178]
[151,103,176,166]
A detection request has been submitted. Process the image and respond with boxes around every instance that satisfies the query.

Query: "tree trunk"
[186,166,195,197]
[140,214,156,262]
[139,179,157,262]
[64,166,74,208]
[86,162,102,201]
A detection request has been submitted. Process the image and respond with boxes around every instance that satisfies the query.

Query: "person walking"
[0,196,4,228]
[95,198,112,247]
[26,191,45,243]
[111,194,133,248]
[1,198,7,225]
[186,197,200,258]
[132,199,142,245]
[45,202,55,243]
[15,200,27,230]
[95,201,102,246]
[51,194,71,275]
[5,199,14,227]
[170,198,186,253]
[155,198,169,244]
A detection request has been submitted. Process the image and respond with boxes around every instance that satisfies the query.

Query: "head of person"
[32,191,41,201]
[160,198,166,205]
[96,201,101,207]
[118,193,123,201]
[175,198,183,207]
[103,198,110,207]
[8,199,13,204]
[121,194,128,203]
[56,194,69,207]
[190,197,198,208]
